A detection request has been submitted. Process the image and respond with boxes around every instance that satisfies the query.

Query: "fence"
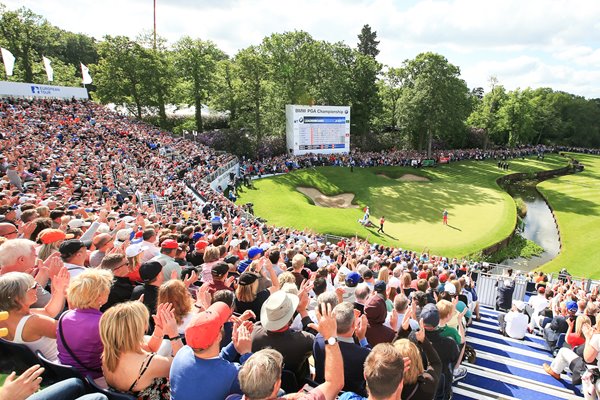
[475,273,528,308]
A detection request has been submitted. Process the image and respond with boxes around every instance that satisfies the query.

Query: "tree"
[467,76,507,148]
[378,67,405,130]
[357,24,380,58]
[92,36,151,118]
[497,89,534,146]
[398,52,471,155]
[350,52,382,148]
[173,37,226,131]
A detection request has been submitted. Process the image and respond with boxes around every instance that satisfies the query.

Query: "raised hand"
[233,321,253,355]
[51,267,70,296]
[0,365,45,400]
[355,313,368,340]
[308,302,337,340]
[415,319,425,343]
[183,270,197,287]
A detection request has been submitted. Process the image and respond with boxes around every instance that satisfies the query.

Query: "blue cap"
[247,246,263,259]
[374,280,386,293]
[345,272,361,287]
[68,205,78,210]
[192,232,204,241]
[566,300,578,312]
[393,256,401,262]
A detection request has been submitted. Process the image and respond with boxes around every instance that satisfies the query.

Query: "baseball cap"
[374,280,386,293]
[444,282,457,295]
[439,273,448,283]
[247,246,263,259]
[59,239,87,258]
[421,303,440,328]
[185,302,231,350]
[211,261,229,276]
[224,255,239,265]
[418,271,429,280]
[345,272,361,287]
[316,259,328,269]
[195,240,209,251]
[566,300,578,313]
[125,244,147,258]
[308,252,318,261]
[230,239,241,247]
[38,229,67,245]
[161,239,179,249]
[238,272,259,286]
[139,261,162,282]
[514,300,526,311]
[67,219,91,229]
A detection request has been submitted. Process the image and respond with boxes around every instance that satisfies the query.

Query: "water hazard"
[500,180,561,271]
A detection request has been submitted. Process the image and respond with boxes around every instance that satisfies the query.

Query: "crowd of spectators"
[0,97,599,400]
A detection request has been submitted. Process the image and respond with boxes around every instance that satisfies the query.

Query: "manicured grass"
[238,155,567,258]
[537,153,600,279]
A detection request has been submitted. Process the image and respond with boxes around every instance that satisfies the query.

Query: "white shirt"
[528,294,549,315]
[141,241,160,263]
[64,262,85,278]
[505,311,529,339]
[384,312,419,331]
[589,333,600,367]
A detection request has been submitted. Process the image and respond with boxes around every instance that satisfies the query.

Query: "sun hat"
[185,302,231,350]
[260,290,299,331]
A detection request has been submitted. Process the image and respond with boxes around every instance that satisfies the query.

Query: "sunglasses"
[29,282,39,290]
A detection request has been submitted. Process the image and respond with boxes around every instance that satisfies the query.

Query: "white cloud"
[3,0,600,97]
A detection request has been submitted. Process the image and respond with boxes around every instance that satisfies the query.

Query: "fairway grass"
[537,153,600,279]
[238,155,567,258]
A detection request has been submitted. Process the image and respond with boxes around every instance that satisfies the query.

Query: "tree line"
[1,3,599,156]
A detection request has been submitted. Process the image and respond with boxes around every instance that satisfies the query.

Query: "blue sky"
[4,0,600,98]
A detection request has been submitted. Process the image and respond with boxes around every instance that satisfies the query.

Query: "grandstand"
[0,96,597,400]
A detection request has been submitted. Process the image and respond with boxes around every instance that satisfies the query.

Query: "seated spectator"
[229,302,344,400]
[99,253,134,311]
[58,268,113,385]
[100,301,182,398]
[89,233,113,268]
[498,300,529,339]
[394,321,442,400]
[152,239,182,280]
[0,269,69,361]
[251,289,314,384]
[157,279,195,335]
[313,301,370,396]
[59,239,89,278]
[170,302,253,399]
[544,300,577,352]
[338,343,406,400]
[364,293,395,347]
[566,314,591,348]
[131,261,164,332]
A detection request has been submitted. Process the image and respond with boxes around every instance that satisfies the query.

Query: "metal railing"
[203,158,239,184]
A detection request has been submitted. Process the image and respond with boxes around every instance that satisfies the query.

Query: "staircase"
[454,306,583,400]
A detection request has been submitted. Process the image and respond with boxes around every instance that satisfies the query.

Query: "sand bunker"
[297,187,358,208]
[377,173,430,182]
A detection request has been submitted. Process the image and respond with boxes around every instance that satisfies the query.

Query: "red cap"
[538,286,545,294]
[161,239,179,249]
[418,271,429,280]
[185,302,231,350]
[134,231,143,239]
[439,273,448,283]
[195,240,209,251]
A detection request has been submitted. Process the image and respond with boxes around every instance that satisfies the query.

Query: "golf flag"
[1,47,15,76]
[42,56,53,82]
[80,62,92,84]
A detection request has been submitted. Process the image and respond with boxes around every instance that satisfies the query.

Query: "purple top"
[56,308,103,379]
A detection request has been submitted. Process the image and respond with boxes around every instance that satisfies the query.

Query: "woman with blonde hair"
[234,258,279,321]
[566,314,591,348]
[377,267,390,284]
[0,269,69,361]
[57,268,113,384]
[393,323,442,400]
[100,301,181,399]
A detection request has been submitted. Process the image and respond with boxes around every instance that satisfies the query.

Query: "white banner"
[286,105,351,155]
[0,81,89,99]
[80,63,92,85]
[42,56,54,82]
[1,47,15,76]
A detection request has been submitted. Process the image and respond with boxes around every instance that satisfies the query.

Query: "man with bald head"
[0,222,19,239]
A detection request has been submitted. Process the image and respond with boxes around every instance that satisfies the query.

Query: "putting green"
[537,153,600,279]
[238,156,567,258]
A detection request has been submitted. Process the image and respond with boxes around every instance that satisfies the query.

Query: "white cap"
[308,252,318,261]
[444,282,456,295]
[317,259,328,269]
[126,244,147,258]
[68,219,91,229]
[230,239,241,247]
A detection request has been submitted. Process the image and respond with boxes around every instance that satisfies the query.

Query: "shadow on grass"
[540,187,600,216]
[447,224,462,231]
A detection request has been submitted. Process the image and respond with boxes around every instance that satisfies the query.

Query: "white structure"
[0,81,89,100]
[286,105,350,155]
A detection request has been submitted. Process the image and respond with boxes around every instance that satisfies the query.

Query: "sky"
[4,0,600,98]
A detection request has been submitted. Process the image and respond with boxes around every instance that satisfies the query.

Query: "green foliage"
[478,234,544,264]
[357,24,380,58]
[515,197,528,218]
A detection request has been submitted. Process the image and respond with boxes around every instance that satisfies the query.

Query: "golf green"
[237,155,567,258]
[537,153,600,279]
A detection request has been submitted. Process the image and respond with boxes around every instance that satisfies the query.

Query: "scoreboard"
[285,105,350,155]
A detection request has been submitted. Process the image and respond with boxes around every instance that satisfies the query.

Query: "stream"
[499,180,561,271]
